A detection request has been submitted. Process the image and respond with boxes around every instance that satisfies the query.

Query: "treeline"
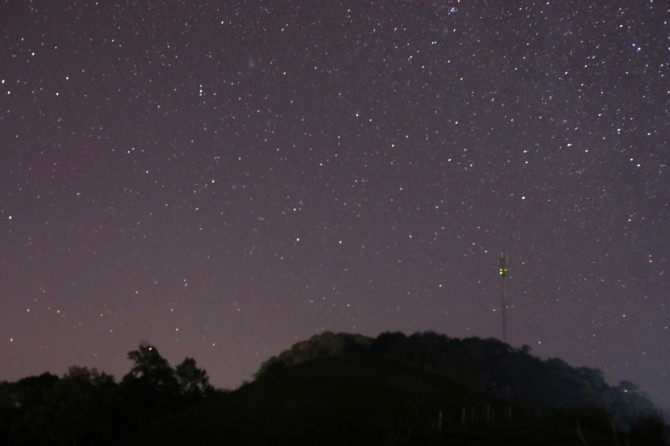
[256,331,667,439]
[1,333,667,445]
[0,343,215,446]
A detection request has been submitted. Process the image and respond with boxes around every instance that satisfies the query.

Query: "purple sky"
[1,1,668,407]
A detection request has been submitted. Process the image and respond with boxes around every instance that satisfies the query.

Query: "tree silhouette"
[175,357,213,400]
[120,343,179,428]
[125,343,176,386]
[49,366,118,446]
[0,373,59,446]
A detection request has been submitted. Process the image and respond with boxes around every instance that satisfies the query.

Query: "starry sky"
[1,1,669,407]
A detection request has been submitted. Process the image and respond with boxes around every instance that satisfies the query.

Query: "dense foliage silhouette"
[256,331,661,429]
[0,333,667,445]
[0,342,211,446]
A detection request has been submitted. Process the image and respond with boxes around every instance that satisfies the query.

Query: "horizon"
[3,328,668,411]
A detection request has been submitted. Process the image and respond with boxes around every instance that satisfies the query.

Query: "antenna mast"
[499,252,508,343]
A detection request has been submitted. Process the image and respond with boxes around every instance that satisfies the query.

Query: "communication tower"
[499,252,508,343]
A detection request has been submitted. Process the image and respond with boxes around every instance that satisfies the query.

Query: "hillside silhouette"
[256,331,661,430]
[1,332,667,445]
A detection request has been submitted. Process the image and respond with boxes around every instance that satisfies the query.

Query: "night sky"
[2,1,669,407]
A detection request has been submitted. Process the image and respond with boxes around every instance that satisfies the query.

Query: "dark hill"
[257,331,662,430]
[123,332,667,446]
[124,354,610,445]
